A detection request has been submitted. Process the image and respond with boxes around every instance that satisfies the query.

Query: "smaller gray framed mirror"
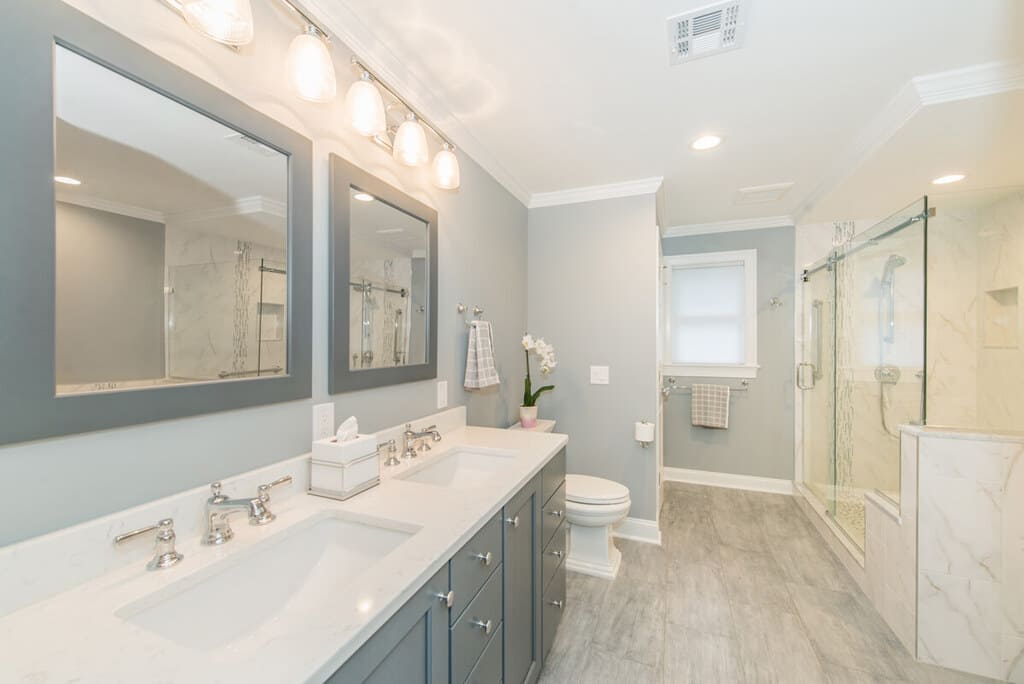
[328,155,438,393]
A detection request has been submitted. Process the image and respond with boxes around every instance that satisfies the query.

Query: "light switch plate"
[312,403,334,440]
[590,366,610,385]
[437,380,448,409]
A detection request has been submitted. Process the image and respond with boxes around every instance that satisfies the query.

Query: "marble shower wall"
[165,226,287,380]
[914,429,1024,682]
[349,257,414,369]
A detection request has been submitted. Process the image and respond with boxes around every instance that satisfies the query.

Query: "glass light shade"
[432,144,461,189]
[393,115,429,167]
[285,29,337,103]
[181,0,255,46]
[344,75,387,137]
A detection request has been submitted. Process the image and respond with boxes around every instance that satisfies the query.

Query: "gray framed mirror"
[0,1,312,445]
[329,154,438,393]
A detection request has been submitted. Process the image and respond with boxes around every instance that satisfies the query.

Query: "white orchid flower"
[521,334,535,350]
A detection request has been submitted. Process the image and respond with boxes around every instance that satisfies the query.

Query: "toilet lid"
[565,474,630,505]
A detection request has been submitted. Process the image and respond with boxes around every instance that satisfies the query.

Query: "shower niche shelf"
[982,286,1019,349]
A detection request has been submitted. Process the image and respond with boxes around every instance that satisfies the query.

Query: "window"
[662,249,758,378]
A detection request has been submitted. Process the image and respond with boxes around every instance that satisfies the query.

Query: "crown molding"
[914,59,1024,105]
[794,58,1024,221]
[165,196,286,227]
[299,0,532,207]
[56,192,165,224]
[528,177,664,209]
[662,215,794,238]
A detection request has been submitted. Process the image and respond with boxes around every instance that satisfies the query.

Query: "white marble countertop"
[899,423,1024,443]
[0,423,567,683]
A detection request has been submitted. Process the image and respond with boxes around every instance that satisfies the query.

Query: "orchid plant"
[521,334,557,407]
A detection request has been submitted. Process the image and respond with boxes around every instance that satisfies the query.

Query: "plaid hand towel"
[691,383,729,429]
[464,321,500,390]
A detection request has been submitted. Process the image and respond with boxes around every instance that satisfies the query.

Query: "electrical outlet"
[437,381,448,409]
[590,366,610,385]
[312,403,334,441]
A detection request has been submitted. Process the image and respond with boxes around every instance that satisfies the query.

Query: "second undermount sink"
[396,447,517,488]
[116,511,417,650]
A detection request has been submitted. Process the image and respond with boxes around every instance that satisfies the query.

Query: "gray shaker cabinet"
[503,473,542,684]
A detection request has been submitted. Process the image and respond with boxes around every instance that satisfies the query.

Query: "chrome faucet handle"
[209,481,227,502]
[416,439,432,453]
[382,439,401,467]
[257,475,293,502]
[114,518,184,571]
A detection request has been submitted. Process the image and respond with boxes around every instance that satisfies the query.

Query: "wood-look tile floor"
[538,482,998,684]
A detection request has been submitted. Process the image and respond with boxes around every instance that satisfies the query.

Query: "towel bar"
[661,378,749,397]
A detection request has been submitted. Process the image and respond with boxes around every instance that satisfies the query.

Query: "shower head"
[886,254,907,268]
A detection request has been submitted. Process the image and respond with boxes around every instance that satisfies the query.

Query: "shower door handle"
[797,362,816,390]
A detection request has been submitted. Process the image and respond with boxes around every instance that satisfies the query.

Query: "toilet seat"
[566,474,630,505]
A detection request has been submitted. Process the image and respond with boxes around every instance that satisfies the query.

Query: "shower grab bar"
[350,280,408,297]
[811,299,823,381]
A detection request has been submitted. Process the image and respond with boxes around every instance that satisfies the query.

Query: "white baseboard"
[612,516,662,546]
[663,467,794,495]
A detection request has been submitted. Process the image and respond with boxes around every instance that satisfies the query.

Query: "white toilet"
[564,474,631,579]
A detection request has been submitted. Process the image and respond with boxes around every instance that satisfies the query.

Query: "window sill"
[662,364,759,379]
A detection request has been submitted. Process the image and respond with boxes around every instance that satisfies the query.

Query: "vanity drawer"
[541,481,565,549]
[452,568,503,684]
[541,564,566,664]
[542,448,566,505]
[450,512,502,623]
[464,622,503,684]
[541,520,566,592]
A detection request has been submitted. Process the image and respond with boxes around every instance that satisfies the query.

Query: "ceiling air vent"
[668,0,747,65]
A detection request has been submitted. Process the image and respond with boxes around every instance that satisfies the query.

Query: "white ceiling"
[309,0,1024,227]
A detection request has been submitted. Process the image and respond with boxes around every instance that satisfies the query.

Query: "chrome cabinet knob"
[473,551,494,566]
[547,509,564,518]
[436,590,455,608]
[547,599,564,609]
[549,550,564,559]
[506,515,520,528]
[471,618,494,636]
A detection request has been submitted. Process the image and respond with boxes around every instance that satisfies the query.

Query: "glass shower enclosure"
[799,198,928,551]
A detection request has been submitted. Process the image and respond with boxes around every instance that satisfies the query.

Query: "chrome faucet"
[203,476,292,545]
[403,423,442,459]
[114,517,184,571]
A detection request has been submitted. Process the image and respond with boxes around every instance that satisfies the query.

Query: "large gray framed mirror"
[0,1,312,445]
[329,155,438,393]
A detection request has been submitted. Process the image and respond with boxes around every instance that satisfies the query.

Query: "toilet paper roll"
[635,421,655,443]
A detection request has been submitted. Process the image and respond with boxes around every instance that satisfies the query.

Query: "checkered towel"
[691,383,729,429]
[464,321,500,390]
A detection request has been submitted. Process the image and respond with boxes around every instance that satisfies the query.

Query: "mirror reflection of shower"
[877,253,907,436]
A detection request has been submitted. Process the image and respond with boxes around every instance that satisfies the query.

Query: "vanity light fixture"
[54,176,81,186]
[344,72,388,137]
[392,113,429,167]
[432,143,461,190]
[353,191,375,202]
[180,0,255,46]
[932,173,966,185]
[285,25,336,103]
[691,134,723,151]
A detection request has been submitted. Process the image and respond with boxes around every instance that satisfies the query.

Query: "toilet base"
[565,521,622,579]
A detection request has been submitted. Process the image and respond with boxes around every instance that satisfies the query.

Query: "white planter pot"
[519,405,538,428]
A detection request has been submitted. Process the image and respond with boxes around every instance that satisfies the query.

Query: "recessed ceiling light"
[932,174,966,185]
[691,135,722,151]
[353,192,375,202]
[54,176,81,186]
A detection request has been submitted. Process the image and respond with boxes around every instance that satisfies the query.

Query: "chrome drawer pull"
[547,599,564,609]
[549,550,564,559]
[471,618,494,636]
[505,515,520,528]
[473,551,494,566]
[436,590,455,608]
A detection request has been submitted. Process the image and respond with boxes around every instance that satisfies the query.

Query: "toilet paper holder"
[635,420,655,448]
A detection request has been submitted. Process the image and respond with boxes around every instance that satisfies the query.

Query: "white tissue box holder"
[309,434,380,501]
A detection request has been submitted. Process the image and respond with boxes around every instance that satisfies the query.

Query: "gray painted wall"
[55,202,166,384]
[661,226,796,480]
[0,1,528,546]
[528,195,660,522]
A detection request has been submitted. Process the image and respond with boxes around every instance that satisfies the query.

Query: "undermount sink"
[396,447,517,488]
[116,511,417,650]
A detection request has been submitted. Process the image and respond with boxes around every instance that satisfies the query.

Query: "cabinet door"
[503,474,541,684]
[326,565,449,684]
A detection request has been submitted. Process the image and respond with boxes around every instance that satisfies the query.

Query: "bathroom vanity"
[0,410,567,683]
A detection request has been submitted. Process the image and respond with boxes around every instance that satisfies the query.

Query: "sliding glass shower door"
[800,198,927,551]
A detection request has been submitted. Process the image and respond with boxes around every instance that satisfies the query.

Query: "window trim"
[662,249,759,378]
